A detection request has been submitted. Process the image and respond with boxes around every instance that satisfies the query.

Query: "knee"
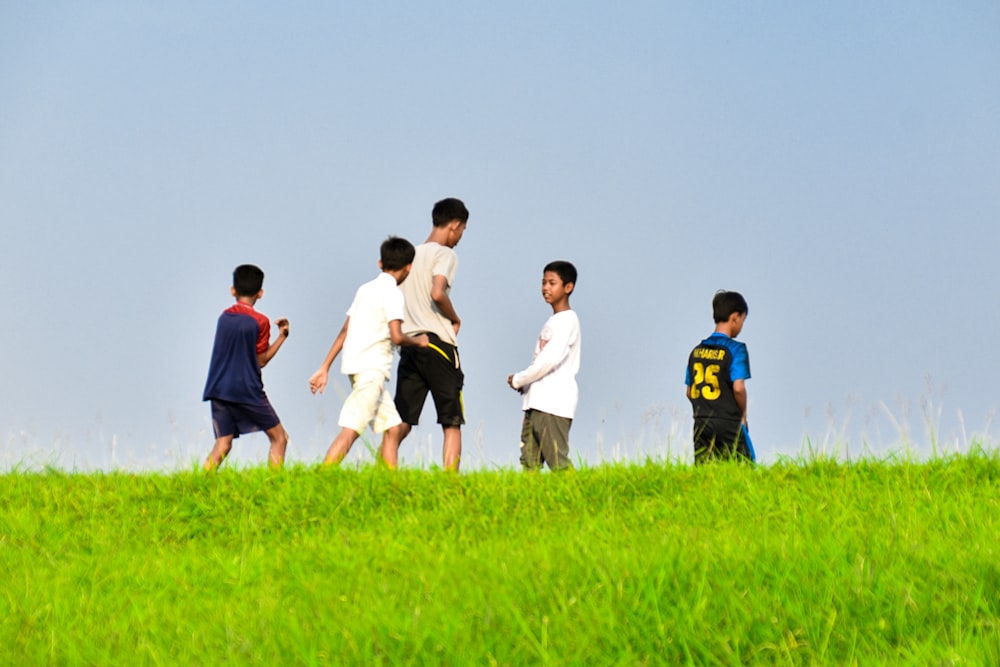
[393,423,413,441]
[270,428,289,447]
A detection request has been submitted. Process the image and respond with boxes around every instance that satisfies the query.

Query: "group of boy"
[306,198,470,471]
[203,196,755,472]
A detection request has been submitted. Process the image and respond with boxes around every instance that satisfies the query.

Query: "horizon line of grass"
[2,438,998,477]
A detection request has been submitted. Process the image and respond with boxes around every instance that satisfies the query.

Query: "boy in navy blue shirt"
[685,290,754,463]
[203,265,290,470]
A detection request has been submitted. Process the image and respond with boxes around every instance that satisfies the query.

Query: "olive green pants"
[520,409,573,471]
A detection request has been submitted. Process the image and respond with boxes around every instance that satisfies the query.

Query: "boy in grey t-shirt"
[382,198,469,471]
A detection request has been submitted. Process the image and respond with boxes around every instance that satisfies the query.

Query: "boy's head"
[712,290,748,337]
[432,197,469,248]
[432,198,469,227]
[232,264,264,298]
[542,260,577,309]
[544,260,577,288]
[380,236,416,272]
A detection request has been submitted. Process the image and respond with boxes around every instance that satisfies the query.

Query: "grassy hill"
[2,452,998,665]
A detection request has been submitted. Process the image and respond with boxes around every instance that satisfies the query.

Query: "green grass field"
[2,451,998,665]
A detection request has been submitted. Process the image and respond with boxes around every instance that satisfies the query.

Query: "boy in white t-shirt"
[507,261,581,471]
[309,237,429,465]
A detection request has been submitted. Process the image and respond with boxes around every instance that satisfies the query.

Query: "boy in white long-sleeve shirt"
[507,261,581,470]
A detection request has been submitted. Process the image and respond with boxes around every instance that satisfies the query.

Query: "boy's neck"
[426,230,448,246]
[236,296,257,307]
[550,299,571,314]
[714,312,745,338]
[384,268,408,284]
[426,222,459,248]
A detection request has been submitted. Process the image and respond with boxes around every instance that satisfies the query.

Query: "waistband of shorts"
[348,369,390,384]
[412,331,458,348]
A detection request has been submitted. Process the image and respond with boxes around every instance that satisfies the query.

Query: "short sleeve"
[384,284,405,323]
[255,317,270,355]
[430,245,458,284]
[730,343,751,381]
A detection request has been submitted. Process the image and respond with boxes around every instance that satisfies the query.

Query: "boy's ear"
[378,259,384,270]
[230,286,238,298]
[565,281,574,295]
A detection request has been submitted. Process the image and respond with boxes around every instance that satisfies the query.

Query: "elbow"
[430,284,450,305]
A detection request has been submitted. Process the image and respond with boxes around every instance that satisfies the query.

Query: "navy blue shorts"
[210,399,280,439]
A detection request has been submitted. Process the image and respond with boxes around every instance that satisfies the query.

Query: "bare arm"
[258,318,289,368]
[389,320,429,348]
[733,379,748,423]
[430,274,461,335]
[308,317,349,394]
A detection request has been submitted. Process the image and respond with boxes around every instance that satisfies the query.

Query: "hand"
[309,369,328,395]
[415,333,430,348]
[275,318,290,337]
[507,374,524,393]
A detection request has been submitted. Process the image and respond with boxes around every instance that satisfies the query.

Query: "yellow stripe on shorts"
[427,343,452,363]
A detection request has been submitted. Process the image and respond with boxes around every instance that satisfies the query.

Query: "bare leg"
[379,422,412,469]
[204,435,234,471]
[442,425,462,472]
[265,424,289,469]
[324,427,361,465]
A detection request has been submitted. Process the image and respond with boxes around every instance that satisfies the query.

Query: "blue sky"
[2,2,999,470]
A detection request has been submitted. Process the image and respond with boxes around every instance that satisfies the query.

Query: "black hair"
[712,290,748,323]
[233,264,265,297]
[544,260,578,288]
[432,197,469,227]
[381,236,416,271]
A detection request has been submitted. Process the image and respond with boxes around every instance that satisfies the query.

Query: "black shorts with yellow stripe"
[394,332,465,427]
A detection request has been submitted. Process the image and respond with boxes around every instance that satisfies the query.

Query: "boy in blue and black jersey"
[685,290,754,463]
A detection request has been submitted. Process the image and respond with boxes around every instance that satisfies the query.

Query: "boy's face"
[541,271,572,305]
[446,220,467,248]
[730,312,747,338]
